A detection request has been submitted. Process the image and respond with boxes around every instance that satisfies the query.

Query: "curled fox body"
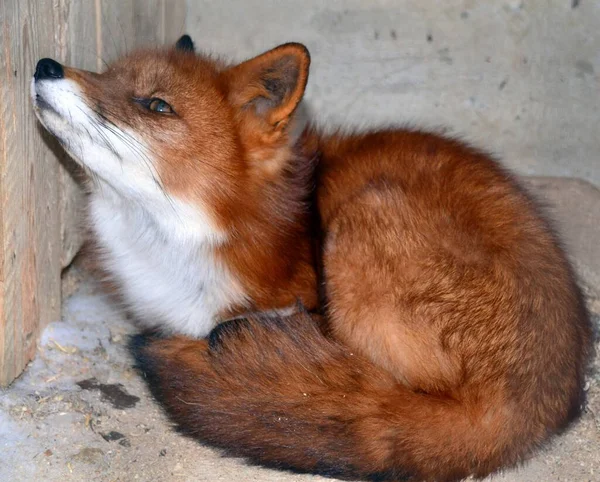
[32,35,592,481]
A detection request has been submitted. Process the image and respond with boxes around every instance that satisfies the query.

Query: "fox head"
[31,35,311,240]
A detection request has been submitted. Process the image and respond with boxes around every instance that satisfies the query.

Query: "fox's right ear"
[175,35,195,52]
[223,43,310,130]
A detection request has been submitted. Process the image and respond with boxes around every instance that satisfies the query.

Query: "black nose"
[34,58,64,81]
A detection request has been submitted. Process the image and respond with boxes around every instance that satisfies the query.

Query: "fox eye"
[148,98,174,114]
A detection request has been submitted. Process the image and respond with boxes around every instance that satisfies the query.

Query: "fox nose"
[34,58,64,81]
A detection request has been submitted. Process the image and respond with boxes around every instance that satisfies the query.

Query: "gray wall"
[186,0,600,186]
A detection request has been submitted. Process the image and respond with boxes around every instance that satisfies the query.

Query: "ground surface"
[0,177,599,482]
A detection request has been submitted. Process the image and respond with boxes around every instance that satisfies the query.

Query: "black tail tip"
[128,331,171,405]
[128,330,162,373]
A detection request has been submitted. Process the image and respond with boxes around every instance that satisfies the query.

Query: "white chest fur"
[89,191,248,338]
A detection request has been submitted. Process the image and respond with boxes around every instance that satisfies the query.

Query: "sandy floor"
[1,177,599,482]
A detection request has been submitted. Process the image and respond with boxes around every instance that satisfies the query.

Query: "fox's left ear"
[175,35,195,52]
[224,43,310,130]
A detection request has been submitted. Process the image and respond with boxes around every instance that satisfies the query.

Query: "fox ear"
[175,35,194,52]
[224,43,310,129]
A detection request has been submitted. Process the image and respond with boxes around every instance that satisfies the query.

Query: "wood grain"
[0,0,62,386]
[161,0,186,44]
[133,0,163,47]
[0,0,186,386]
[100,0,135,63]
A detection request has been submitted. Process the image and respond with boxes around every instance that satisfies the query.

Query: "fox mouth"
[31,79,69,129]
[33,91,60,117]
[31,91,78,160]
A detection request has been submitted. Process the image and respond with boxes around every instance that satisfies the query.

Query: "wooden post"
[1,0,63,387]
[0,0,186,387]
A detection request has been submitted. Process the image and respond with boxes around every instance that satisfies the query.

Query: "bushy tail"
[130,313,548,482]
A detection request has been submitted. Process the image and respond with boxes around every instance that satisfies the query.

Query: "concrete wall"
[186,0,599,186]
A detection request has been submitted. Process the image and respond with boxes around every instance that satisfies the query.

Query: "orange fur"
[133,126,592,481]
[36,38,593,481]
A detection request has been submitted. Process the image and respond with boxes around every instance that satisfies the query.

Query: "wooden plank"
[133,0,163,47]
[0,0,186,386]
[99,0,134,63]
[0,0,63,386]
[162,0,186,44]
[47,0,94,270]
[55,0,97,268]
[99,0,187,62]
[132,0,187,47]
[64,0,98,72]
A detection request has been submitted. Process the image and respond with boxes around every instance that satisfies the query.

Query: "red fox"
[32,35,593,481]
